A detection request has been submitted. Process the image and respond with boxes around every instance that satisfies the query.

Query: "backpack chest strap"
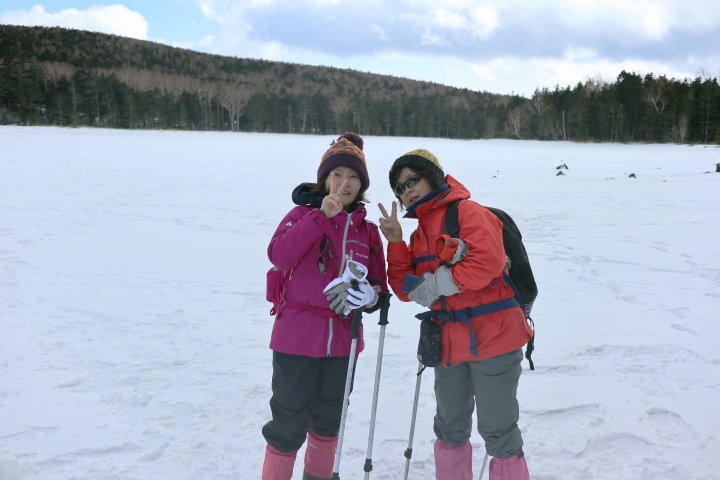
[411,255,437,265]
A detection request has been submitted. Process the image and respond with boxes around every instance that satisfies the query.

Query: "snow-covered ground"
[1,126,718,480]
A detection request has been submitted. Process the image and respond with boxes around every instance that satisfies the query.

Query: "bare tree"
[41,62,78,125]
[162,74,190,103]
[41,61,77,87]
[504,106,524,139]
[644,76,667,114]
[297,95,314,133]
[329,97,352,132]
[218,82,250,132]
[191,79,217,130]
[526,90,545,116]
[555,110,568,141]
[43,62,77,101]
[448,96,468,110]
[677,115,689,143]
[583,75,607,97]
[114,68,155,92]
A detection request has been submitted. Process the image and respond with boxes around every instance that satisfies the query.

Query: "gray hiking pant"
[433,349,524,458]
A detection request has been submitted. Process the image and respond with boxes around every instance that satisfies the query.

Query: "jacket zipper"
[327,318,333,356]
[338,214,353,273]
[329,213,354,357]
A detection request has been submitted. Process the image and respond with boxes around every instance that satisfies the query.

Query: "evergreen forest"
[1,25,719,143]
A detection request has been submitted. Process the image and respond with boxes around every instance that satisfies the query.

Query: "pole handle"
[350,308,362,338]
[377,292,391,326]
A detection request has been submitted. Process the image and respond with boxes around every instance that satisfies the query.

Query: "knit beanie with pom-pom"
[318,132,369,191]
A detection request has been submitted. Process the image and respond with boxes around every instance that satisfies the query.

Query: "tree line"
[1,25,718,143]
[503,72,720,144]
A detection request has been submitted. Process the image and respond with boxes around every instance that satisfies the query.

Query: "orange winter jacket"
[386,175,533,366]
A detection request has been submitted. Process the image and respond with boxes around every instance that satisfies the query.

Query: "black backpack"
[444,200,538,369]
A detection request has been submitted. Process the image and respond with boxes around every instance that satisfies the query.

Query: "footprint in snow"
[670,324,698,335]
[532,364,589,376]
[647,407,696,443]
[668,307,690,319]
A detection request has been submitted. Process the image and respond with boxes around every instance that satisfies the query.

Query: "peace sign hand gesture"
[378,202,403,243]
[320,177,348,219]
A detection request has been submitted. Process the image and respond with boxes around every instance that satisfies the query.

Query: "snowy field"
[1,126,719,480]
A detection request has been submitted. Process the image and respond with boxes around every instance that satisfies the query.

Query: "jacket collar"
[403,175,470,219]
[404,184,449,218]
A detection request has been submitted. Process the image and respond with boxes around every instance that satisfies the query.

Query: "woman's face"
[394,167,433,207]
[324,166,362,206]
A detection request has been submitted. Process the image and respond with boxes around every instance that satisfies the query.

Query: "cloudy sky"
[3,0,719,96]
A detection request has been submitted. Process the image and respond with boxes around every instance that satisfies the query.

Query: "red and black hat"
[317,132,369,191]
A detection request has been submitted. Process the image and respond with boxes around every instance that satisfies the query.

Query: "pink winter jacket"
[268,204,388,358]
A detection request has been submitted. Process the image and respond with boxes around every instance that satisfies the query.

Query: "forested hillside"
[1,25,718,143]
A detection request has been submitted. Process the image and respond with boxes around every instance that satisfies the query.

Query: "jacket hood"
[292,182,323,207]
[404,175,470,218]
[291,182,365,211]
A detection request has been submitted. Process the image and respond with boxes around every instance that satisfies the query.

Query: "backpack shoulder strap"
[443,199,462,237]
[364,219,380,253]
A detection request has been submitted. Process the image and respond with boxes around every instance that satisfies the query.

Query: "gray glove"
[323,260,371,315]
[449,238,468,265]
[326,280,378,314]
[436,235,468,265]
[407,265,461,308]
[324,281,353,314]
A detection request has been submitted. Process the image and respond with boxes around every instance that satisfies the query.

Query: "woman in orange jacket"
[378,149,533,480]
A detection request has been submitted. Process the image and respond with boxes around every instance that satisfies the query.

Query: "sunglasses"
[317,237,333,274]
[394,174,423,196]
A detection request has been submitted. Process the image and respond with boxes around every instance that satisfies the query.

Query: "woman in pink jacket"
[262,133,389,480]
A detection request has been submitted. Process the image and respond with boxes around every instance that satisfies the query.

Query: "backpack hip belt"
[283,299,343,320]
[415,296,521,357]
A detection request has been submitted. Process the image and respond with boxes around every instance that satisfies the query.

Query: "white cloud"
[370,24,389,41]
[419,27,449,46]
[468,7,499,38]
[1,5,149,40]
[199,3,219,21]
[554,0,671,43]
[432,9,466,29]
[563,46,599,62]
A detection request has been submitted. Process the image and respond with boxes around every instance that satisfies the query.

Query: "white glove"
[407,265,461,308]
[323,260,367,296]
[323,260,371,315]
[346,282,378,310]
[342,260,368,282]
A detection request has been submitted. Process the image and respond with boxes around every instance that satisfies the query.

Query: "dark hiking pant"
[433,349,524,458]
[262,352,353,453]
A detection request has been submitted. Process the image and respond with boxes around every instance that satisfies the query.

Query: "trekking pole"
[403,361,425,480]
[332,308,363,480]
[363,294,391,480]
[478,452,489,480]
